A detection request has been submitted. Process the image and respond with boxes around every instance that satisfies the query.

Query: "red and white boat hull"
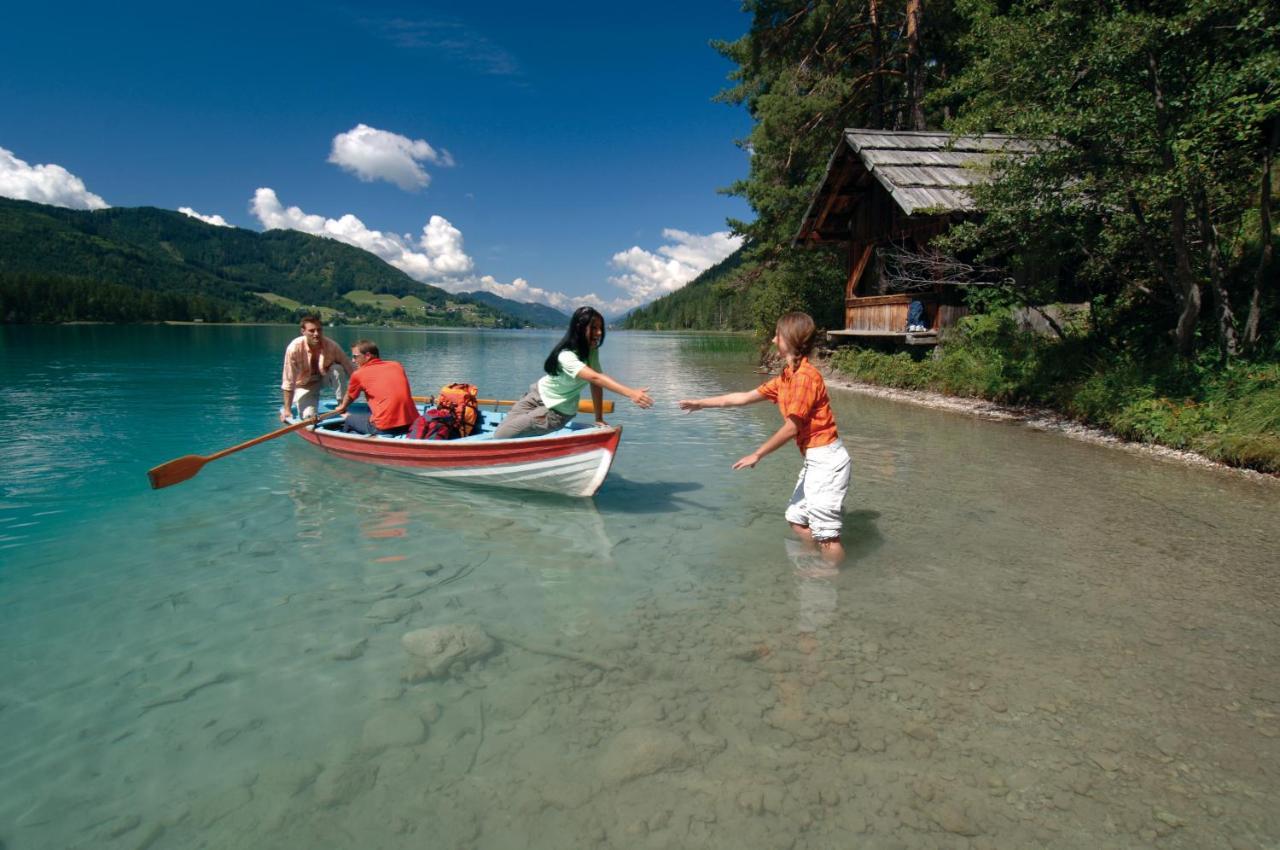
[292,423,623,497]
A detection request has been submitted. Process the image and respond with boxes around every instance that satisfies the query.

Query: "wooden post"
[846,243,874,300]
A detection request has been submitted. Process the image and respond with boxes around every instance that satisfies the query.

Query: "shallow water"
[1,325,1278,849]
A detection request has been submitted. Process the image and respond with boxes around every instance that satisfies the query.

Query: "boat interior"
[309,400,596,442]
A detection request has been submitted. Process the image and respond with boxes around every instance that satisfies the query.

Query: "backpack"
[435,383,480,437]
[407,408,457,440]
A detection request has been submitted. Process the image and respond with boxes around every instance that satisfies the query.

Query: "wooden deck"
[828,329,940,346]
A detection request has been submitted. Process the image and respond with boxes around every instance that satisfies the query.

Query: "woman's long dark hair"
[544,306,605,375]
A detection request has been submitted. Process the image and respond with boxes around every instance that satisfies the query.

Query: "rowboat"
[288,402,623,497]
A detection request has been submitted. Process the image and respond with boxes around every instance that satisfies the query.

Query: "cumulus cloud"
[0,146,108,210]
[441,275,578,311]
[606,228,743,309]
[451,228,746,317]
[328,124,454,191]
[248,187,740,318]
[250,188,473,279]
[178,207,231,227]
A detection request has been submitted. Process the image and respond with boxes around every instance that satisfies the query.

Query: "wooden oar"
[413,396,613,414]
[147,410,344,490]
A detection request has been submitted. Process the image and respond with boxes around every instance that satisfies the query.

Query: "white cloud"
[328,123,454,191]
[605,228,743,310]
[250,188,474,279]
[445,275,578,311]
[0,146,108,210]
[249,187,740,319]
[452,228,745,317]
[178,206,231,227]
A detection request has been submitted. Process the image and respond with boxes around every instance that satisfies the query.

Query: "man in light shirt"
[279,315,354,423]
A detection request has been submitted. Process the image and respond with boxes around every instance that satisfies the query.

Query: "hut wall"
[843,294,969,333]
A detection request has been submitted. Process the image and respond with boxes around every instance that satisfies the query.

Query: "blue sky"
[0,1,754,314]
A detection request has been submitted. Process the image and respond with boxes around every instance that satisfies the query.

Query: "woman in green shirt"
[493,307,653,438]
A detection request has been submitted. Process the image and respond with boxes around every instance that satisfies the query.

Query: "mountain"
[0,197,525,326]
[620,247,755,330]
[463,291,569,328]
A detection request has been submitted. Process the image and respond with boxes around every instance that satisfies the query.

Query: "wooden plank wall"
[844,295,969,332]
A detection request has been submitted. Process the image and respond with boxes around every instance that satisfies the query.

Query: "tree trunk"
[1195,187,1239,357]
[904,0,926,131]
[869,0,886,129]
[1147,52,1201,354]
[1244,118,1277,350]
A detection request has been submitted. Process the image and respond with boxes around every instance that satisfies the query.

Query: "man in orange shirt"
[332,340,420,436]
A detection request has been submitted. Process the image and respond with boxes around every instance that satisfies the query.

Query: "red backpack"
[407,408,456,440]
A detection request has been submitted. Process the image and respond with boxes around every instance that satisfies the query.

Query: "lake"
[1,324,1278,849]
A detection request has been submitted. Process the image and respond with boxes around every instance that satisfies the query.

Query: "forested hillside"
[0,198,527,326]
[620,248,754,330]
[463,291,569,327]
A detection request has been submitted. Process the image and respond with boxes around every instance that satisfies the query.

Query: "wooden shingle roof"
[844,130,1038,214]
[795,130,1045,244]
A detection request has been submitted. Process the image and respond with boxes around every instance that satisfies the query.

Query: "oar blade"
[147,455,208,490]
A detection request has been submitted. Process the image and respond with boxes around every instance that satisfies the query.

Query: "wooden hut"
[794,129,1040,343]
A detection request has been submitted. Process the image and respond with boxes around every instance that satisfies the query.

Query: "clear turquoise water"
[2,325,1278,849]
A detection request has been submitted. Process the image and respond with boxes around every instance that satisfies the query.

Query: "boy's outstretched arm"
[733,416,800,469]
[678,389,766,411]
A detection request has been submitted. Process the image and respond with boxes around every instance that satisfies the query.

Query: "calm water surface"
[1,325,1278,849]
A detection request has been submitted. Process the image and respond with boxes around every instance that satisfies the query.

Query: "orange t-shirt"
[346,358,419,430]
[757,357,839,452]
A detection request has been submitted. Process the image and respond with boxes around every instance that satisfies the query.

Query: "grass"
[254,292,338,321]
[828,312,1280,474]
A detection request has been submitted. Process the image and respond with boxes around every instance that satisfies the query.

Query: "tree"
[939,0,1280,356]
[714,0,965,330]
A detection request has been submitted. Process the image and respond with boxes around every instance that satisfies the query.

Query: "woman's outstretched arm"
[576,365,653,408]
[733,416,799,469]
[678,389,766,411]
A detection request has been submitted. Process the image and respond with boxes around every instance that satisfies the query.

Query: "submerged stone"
[597,727,693,784]
[401,624,496,682]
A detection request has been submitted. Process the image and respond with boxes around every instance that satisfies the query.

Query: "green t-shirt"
[537,348,601,415]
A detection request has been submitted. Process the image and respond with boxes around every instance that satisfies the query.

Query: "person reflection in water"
[788,539,839,632]
[679,311,851,569]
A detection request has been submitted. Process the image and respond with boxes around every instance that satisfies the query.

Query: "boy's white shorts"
[784,440,851,542]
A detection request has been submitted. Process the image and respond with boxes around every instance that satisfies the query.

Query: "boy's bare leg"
[790,522,815,546]
[816,538,845,565]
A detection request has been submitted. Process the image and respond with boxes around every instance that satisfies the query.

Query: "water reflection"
[2,327,1278,850]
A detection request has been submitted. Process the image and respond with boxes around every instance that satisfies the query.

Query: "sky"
[0,1,755,316]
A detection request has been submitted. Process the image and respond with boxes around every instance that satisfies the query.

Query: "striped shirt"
[757,357,839,452]
[281,335,352,392]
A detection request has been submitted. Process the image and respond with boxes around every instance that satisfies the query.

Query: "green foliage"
[831,312,1280,472]
[712,1,970,333]
[0,198,526,327]
[0,272,278,324]
[938,0,1280,354]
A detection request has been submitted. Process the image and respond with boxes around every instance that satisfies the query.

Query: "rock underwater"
[400,624,497,682]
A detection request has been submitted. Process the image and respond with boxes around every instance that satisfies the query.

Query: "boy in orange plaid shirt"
[679,312,851,565]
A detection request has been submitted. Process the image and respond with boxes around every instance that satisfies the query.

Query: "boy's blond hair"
[776,311,817,359]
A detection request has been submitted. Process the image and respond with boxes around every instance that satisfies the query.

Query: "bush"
[828,310,1280,473]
